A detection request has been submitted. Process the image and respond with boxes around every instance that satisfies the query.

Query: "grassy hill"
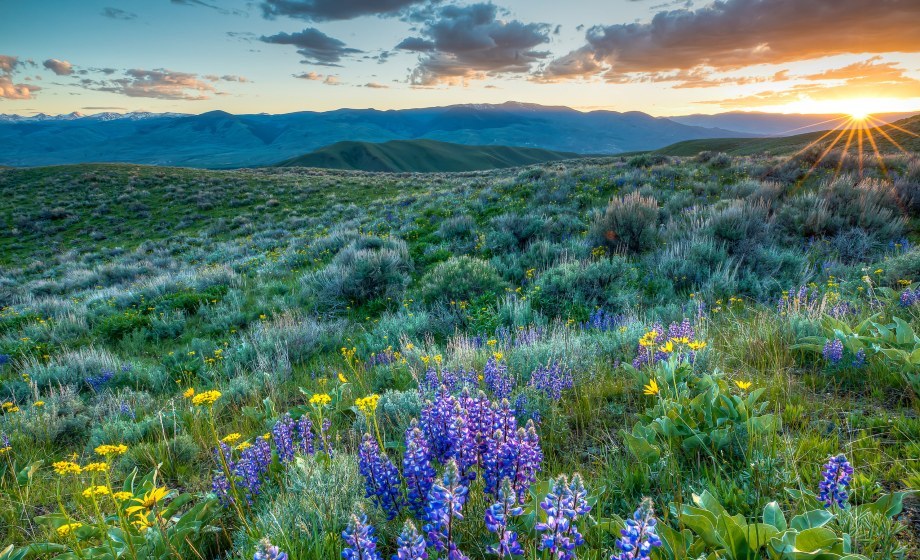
[275,139,581,172]
[655,114,920,156]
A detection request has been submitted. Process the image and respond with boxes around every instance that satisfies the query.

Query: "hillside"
[0,102,750,168]
[275,139,581,172]
[655,114,920,157]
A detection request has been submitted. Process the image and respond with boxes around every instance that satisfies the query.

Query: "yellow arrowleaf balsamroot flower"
[688,340,707,351]
[658,341,675,354]
[126,486,170,515]
[183,387,196,399]
[638,331,659,347]
[309,393,332,407]
[83,462,110,473]
[53,461,83,475]
[57,522,83,537]
[643,378,660,396]
[95,444,128,457]
[734,380,753,391]
[221,433,242,444]
[355,394,380,415]
[191,390,222,407]
[82,485,110,498]
[338,372,348,383]
[132,515,154,532]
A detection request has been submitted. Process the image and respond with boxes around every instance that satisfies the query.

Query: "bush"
[591,192,659,254]
[707,201,770,257]
[417,256,506,305]
[534,257,640,318]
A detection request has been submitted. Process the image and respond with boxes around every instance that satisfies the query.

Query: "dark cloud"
[1,55,42,100]
[395,3,551,85]
[260,0,430,21]
[543,0,920,81]
[78,68,218,100]
[43,58,73,76]
[101,7,137,20]
[261,28,361,66]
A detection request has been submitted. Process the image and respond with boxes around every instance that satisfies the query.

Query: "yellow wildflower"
[310,393,332,407]
[126,486,170,515]
[57,522,83,537]
[95,444,128,456]
[434,354,442,365]
[221,433,242,444]
[53,461,83,475]
[235,441,252,451]
[82,485,110,498]
[643,379,660,396]
[262,432,271,440]
[688,340,707,351]
[338,372,348,383]
[355,394,380,416]
[83,462,110,473]
[658,341,674,354]
[33,400,45,408]
[734,380,753,391]
[183,388,195,399]
[191,390,222,407]
[113,491,133,501]
[493,352,504,361]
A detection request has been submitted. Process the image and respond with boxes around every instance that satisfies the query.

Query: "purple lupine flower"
[851,349,866,368]
[484,356,514,401]
[296,414,315,455]
[485,420,542,501]
[211,442,236,504]
[535,473,590,560]
[358,433,403,519]
[272,414,296,463]
[319,417,333,457]
[484,478,524,558]
[424,460,470,560]
[421,387,461,462]
[342,512,382,560]
[529,362,573,401]
[899,288,917,307]
[119,401,135,420]
[818,454,854,508]
[613,498,662,560]
[211,472,232,503]
[450,411,479,485]
[237,437,273,503]
[461,390,495,464]
[254,538,289,560]
[394,520,428,560]
[822,339,844,365]
[404,420,436,517]
[0,354,10,367]
[86,369,115,392]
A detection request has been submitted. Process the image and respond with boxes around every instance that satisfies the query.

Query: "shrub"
[534,257,640,318]
[417,256,506,305]
[707,200,770,257]
[591,192,659,254]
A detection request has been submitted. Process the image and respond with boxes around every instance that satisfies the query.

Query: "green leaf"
[790,509,833,531]
[763,501,786,532]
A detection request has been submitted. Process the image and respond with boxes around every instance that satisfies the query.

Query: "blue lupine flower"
[342,512,382,560]
[484,356,513,400]
[0,354,10,366]
[535,473,590,560]
[822,339,844,365]
[851,349,866,368]
[86,369,115,392]
[424,460,470,560]
[899,288,917,307]
[613,498,662,560]
[529,362,573,401]
[421,387,461,462]
[272,413,296,463]
[449,409,478,485]
[358,433,403,519]
[484,420,542,501]
[394,520,428,560]
[485,478,524,558]
[119,401,135,420]
[404,421,436,517]
[296,414,315,455]
[254,538,289,560]
[237,437,273,503]
[818,454,854,508]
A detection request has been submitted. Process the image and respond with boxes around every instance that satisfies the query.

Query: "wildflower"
[485,478,524,558]
[734,380,752,391]
[33,400,45,408]
[183,388,196,398]
[484,355,513,400]
[338,373,349,383]
[254,538,289,560]
[113,491,133,501]
[404,421,436,517]
[658,341,674,354]
[341,511,382,560]
[851,349,866,368]
[536,473,591,560]
[395,520,428,560]
[126,486,170,514]
[53,461,82,475]
[613,498,663,560]
[83,462,109,473]
[222,433,242,445]
[310,393,332,407]
[484,420,543,501]
[236,441,253,452]
[424,460,470,559]
[358,433,403,519]
[82,485,110,498]
[132,515,154,532]
[642,379,659,396]
[529,362,573,401]
[818,454,854,508]
[0,433,10,455]
[355,394,380,416]
[192,390,222,406]
[57,522,83,537]
[688,340,707,351]
[822,339,844,365]
[95,444,128,456]
[272,414,297,463]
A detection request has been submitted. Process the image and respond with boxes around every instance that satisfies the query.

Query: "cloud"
[293,71,341,84]
[43,58,74,76]
[0,55,42,100]
[204,74,250,82]
[261,28,361,66]
[395,3,552,85]
[363,82,389,88]
[101,7,137,20]
[543,0,920,82]
[170,0,246,16]
[260,0,431,21]
[78,68,218,100]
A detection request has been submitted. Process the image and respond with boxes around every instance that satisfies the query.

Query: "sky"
[2,0,920,117]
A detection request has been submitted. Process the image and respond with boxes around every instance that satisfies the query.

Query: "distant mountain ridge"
[0,102,749,168]
[276,139,580,172]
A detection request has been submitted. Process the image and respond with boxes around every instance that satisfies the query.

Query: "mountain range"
[0,102,916,169]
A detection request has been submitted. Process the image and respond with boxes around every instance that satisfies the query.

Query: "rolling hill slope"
[655,115,920,157]
[275,139,580,172]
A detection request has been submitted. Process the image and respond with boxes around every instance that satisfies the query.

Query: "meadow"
[1,147,919,560]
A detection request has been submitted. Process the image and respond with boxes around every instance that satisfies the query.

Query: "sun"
[848,109,869,121]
